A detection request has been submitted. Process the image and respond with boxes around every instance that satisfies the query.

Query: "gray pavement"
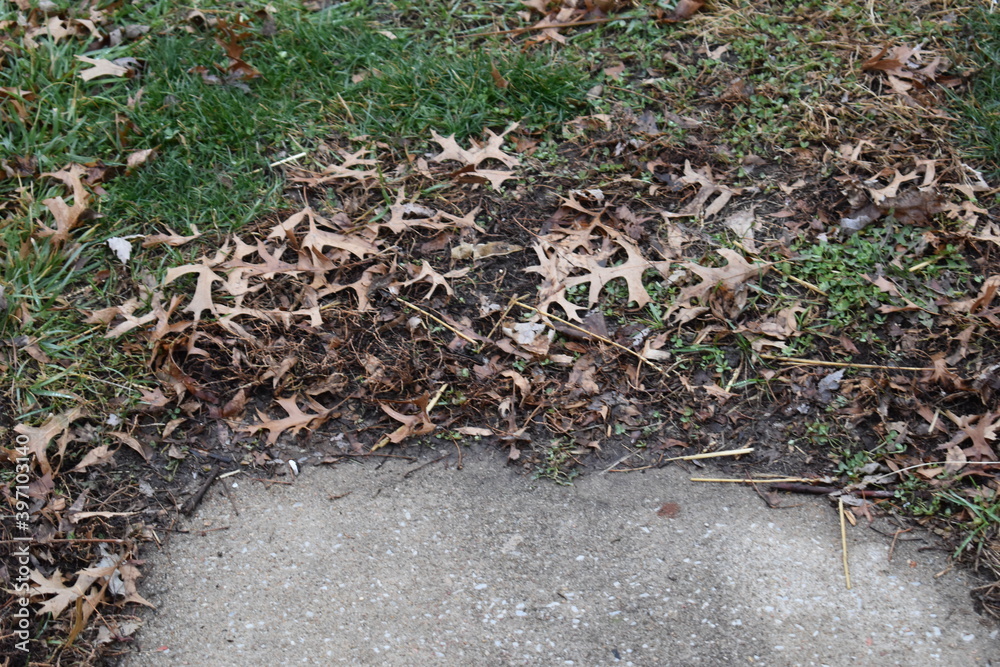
[127,451,999,666]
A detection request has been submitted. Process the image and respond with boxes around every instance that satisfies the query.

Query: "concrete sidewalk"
[127,451,998,666]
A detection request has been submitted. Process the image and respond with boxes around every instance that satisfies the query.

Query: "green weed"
[533,438,581,485]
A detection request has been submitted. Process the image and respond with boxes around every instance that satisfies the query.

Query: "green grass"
[0,0,590,417]
[783,228,972,333]
[954,6,1000,175]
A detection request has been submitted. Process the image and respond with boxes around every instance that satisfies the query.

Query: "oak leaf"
[14,407,86,475]
[430,123,520,168]
[941,411,998,462]
[401,262,453,299]
[30,568,103,618]
[290,148,377,185]
[39,164,91,244]
[76,55,131,81]
[242,395,332,445]
[429,124,520,191]
[375,402,436,450]
[317,263,388,312]
[677,249,768,306]
[298,208,379,267]
[163,263,224,321]
[527,222,673,320]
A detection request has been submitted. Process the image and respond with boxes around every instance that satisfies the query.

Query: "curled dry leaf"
[109,431,154,462]
[456,427,494,436]
[375,402,435,449]
[75,55,132,81]
[126,148,156,169]
[944,275,1000,316]
[39,164,91,244]
[71,445,115,472]
[142,225,201,248]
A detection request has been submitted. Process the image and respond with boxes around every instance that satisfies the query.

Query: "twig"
[477,295,519,354]
[839,498,852,589]
[249,477,294,485]
[181,464,222,515]
[888,527,913,562]
[512,299,664,373]
[333,453,418,461]
[453,439,464,470]
[601,450,639,474]
[690,477,823,483]
[462,16,624,39]
[327,491,352,501]
[427,383,447,412]
[768,483,895,498]
[661,447,753,463]
[268,152,307,168]
[398,299,477,344]
[748,476,782,509]
[164,526,229,534]
[220,476,240,517]
[610,447,754,473]
[760,354,932,372]
[783,273,827,295]
[402,454,449,479]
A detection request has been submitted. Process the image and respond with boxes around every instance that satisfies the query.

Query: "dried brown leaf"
[401,262,453,299]
[430,123,521,168]
[242,395,332,445]
[14,407,85,476]
[163,263,224,322]
[677,249,767,307]
[39,164,90,244]
[71,445,115,472]
[376,402,435,448]
[451,241,524,260]
[142,225,201,248]
[76,55,132,81]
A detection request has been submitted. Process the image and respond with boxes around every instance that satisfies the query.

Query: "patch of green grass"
[533,438,581,485]
[781,224,972,333]
[953,6,1000,174]
[937,490,1000,559]
[1,0,591,416]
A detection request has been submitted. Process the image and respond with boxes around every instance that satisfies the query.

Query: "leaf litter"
[39,120,1000,631]
[6,0,1000,659]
